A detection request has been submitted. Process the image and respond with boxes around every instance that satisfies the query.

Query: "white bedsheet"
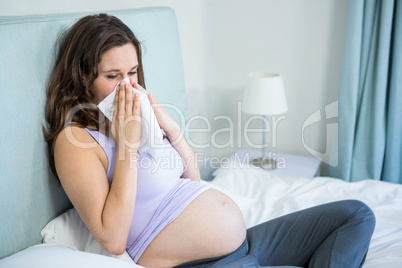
[209,165,402,268]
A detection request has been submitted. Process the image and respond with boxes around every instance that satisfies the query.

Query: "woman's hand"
[148,93,180,134]
[111,81,141,153]
[129,80,180,137]
[129,80,200,181]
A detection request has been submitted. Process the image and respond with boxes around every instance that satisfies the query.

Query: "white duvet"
[4,164,401,268]
[209,164,402,268]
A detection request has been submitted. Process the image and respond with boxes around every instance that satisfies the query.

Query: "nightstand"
[212,149,321,178]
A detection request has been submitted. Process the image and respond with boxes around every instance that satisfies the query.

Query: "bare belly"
[137,188,247,268]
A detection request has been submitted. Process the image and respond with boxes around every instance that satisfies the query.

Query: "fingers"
[133,93,140,116]
[148,93,152,103]
[115,81,141,118]
[125,82,133,115]
[148,94,160,112]
[129,78,138,90]
[129,78,137,87]
[113,84,119,121]
[110,80,142,151]
[126,78,142,116]
[130,78,147,94]
[118,82,127,117]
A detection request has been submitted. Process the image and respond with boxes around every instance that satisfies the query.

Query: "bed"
[1,6,401,268]
[2,163,401,268]
[210,163,402,268]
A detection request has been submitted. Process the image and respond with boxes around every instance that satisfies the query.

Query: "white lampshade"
[242,72,288,115]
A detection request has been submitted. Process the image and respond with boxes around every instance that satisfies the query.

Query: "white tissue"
[97,78,164,158]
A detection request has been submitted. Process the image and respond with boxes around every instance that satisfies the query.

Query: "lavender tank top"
[84,128,211,263]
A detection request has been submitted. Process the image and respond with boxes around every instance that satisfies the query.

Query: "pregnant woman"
[43,14,375,268]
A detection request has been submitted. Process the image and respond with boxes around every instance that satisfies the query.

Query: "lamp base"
[250,157,276,170]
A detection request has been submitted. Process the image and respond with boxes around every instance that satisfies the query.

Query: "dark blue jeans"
[173,200,376,268]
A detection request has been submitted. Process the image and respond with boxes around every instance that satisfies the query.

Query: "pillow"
[0,244,143,268]
[41,208,134,263]
[40,181,253,265]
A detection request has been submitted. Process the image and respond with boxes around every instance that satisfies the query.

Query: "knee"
[342,199,376,232]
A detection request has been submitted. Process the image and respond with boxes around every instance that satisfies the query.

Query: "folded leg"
[246,200,375,268]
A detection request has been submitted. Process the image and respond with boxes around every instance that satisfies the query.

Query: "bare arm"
[54,82,141,255]
[166,127,201,182]
[144,89,201,182]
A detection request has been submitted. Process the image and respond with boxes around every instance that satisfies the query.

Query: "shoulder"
[53,125,101,173]
[55,125,98,152]
[53,125,108,186]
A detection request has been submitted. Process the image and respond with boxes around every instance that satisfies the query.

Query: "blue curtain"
[328,0,402,184]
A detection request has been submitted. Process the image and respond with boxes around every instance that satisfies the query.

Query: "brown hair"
[43,13,146,177]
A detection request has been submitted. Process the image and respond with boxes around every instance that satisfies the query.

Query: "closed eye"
[106,75,118,79]
[103,65,138,80]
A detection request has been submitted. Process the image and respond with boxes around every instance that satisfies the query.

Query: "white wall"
[199,0,348,178]
[1,0,349,178]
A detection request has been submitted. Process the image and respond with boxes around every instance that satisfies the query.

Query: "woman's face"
[90,43,139,104]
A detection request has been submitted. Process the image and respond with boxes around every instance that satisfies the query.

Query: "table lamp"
[242,72,288,169]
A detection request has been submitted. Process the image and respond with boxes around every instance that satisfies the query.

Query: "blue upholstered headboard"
[0,7,188,259]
